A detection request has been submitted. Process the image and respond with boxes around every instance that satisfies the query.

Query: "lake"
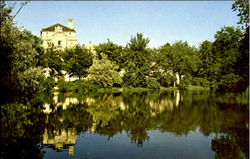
[1,90,248,159]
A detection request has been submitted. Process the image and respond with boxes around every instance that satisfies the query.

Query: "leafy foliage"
[144,77,161,90]
[0,6,48,102]
[156,41,198,86]
[1,103,46,159]
[94,39,125,69]
[123,33,152,87]
[232,0,249,29]
[40,44,64,78]
[88,53,122,87]
[197,40,215,82]
[63,45,93,78]
[0,1,13,23]
[236,87,249,104]
[168,41,198,77]
[212,26,244,92]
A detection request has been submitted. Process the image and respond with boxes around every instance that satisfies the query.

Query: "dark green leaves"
[123,33,152,87]
[232,0,249,29]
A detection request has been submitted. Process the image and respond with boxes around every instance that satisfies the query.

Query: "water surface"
[1,90,248,159]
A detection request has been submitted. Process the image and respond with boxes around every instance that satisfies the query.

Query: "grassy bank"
[57,79,211,94]
[57,79,248,105]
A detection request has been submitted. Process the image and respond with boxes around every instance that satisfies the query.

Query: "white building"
[41,19,77,49]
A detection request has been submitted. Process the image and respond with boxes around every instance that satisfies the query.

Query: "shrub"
[192,77,210,87]
[41,77,55,95]
[145,77,161,90]
[16,67,47,98]
[180,74,192,86]
[236,87,249,104]
[57,77,72,93]
[156,73,176,87]
[217,73,242,92]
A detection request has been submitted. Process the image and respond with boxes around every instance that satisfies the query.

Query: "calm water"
[1,90,249,159]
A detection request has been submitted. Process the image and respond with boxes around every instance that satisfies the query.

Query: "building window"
[58,41,61,46]
[69,32,71,35]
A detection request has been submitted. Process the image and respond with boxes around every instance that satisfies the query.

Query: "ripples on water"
[1,90,249,159]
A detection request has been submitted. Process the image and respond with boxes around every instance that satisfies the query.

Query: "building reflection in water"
[43,90,181,115]
[42,90,181,156]
[43,92,79,114]
[43,128,77,156]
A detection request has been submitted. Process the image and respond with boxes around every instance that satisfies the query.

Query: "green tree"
[123,33,152,87]
[94,39,125,69]
[197,40,218,83]
[150,45,176,87]
[22,29,45,66]
[232,0,249,29]
[232,0,249,93]
[42,44,64,78]
[88,53,122,87]
[1,103,46,159]
[0,1,13,24]
[63,45,93,79]
[0,2,47,102]
[234,26,249,92]
[212,26,243,92]
[158,41,199,86]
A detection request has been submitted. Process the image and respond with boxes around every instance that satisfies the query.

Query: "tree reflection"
[42,90,248,154]
[212,130,249,159]
[1,90,248,158]
[122,93,153,147]
[211,104,249,159]
[1,103,46,159]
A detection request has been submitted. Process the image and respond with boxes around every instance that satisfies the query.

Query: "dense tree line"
[0,0,249,104]
[49,0,249,93]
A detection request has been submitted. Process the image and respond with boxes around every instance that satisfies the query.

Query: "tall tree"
[197,40,218,82]
[123,33,152,87]
[212,26,244,92]
[232,0,249,92]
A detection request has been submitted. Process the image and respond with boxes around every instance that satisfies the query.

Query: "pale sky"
[10,1,239,48]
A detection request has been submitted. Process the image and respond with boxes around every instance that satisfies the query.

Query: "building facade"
[41,19,77,49]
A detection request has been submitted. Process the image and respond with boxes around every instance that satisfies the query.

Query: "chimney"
[68,19,74,29]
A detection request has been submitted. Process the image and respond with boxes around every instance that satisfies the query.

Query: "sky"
[9,1,239,48]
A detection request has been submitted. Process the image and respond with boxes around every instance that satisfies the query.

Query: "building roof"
[41,23,76,32]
